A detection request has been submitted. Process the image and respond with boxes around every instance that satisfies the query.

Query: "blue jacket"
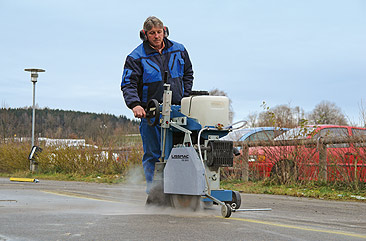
[121,38,194,109]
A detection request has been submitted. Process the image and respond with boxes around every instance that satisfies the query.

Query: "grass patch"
[221,180,366,202]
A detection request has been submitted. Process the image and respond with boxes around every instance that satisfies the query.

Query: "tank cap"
[190,90,209,96]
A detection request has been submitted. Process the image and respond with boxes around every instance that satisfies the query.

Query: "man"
[121,16,194,193]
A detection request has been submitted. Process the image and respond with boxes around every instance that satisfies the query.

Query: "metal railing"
[233,136,366,182]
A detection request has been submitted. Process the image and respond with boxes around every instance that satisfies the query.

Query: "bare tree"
[209,88,234,123]
[308,100,348,125]
[272,105,294,127]
[247,112,258,127]
[257,110,275,127]
[256,104,304,128]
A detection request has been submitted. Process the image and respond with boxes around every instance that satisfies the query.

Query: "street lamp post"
[24,68,45,172]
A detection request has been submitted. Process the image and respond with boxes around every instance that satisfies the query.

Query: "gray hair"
[143,16,164,32]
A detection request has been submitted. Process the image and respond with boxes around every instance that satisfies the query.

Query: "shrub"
[0,142,144,177]
[0,142,30,172]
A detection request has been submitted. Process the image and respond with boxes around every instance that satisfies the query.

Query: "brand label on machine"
[171,154,189,162]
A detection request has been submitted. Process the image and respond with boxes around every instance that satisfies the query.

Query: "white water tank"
[181,95,230,127]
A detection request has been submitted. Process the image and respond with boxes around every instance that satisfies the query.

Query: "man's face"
[146,26,164,49]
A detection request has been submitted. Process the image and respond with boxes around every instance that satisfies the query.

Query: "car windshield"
[222,128,288,142]
[275,127,316,140]
[221,129,254,141]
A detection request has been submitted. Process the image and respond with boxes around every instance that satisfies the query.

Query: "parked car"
[249,125,366,183]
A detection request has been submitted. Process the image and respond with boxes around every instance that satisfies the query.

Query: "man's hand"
[132,105,146,118]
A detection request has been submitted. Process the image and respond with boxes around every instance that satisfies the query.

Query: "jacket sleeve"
[182,48,194,97]
[121,55,142,109]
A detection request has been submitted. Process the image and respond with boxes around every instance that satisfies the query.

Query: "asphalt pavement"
[0,177,365,241]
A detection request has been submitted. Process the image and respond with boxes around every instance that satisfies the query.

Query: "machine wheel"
[231,191,241,209]
[145,99,160,126]
[221,204,232,218]
[170,194,201,211]
[225,191,241,209]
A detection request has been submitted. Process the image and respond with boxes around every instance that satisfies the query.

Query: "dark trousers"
[139,118,161,193]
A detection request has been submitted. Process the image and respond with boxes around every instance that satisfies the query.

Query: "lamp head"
[24,68,45,83]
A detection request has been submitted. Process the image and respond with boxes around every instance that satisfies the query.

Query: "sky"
[1,0,365,126]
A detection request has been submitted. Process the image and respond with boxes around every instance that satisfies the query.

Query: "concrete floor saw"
[145,73,271,218]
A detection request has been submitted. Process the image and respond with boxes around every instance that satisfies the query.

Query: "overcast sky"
[1,0,365,125]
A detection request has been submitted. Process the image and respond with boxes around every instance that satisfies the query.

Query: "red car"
[248,125,366,182]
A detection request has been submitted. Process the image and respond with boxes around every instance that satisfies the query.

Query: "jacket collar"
[143,38,172,55]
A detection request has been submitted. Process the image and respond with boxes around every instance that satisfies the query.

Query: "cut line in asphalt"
[218,216,366,239]
[41,190,131,204]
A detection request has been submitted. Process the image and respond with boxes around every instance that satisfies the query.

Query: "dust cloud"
[96,165,214,217]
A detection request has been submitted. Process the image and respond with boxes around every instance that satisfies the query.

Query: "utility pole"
[24,68,45,172]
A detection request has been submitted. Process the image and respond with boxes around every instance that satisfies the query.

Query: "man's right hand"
[132,105,146,118]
